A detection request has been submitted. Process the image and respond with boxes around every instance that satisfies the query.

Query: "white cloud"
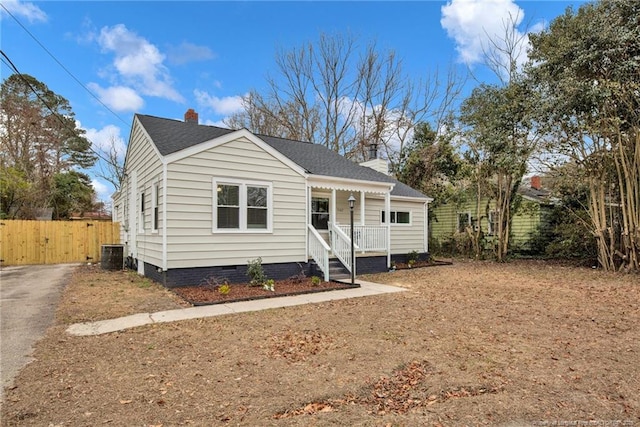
[0,0,47,23]
[166,42,215,65]
[202,119,228,128]
[84,123,127,160]
[441,0,530,69]
[96,24,184,103]
[88,83,144,112]
[194,89,244,116]
[91,179,110,199]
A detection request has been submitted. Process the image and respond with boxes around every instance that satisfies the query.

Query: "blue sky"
[1,0,583,203]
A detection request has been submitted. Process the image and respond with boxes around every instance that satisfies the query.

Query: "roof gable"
[134,113,429,200]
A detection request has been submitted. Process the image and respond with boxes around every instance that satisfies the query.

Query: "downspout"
[424,201,429,254]
[162,161,168,286]
[305,183,310,261]
[385,191,391,269]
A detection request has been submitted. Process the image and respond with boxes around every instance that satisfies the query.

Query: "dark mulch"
[173,277,359,305]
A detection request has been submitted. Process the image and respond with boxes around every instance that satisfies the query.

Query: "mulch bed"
[173,277,359,305]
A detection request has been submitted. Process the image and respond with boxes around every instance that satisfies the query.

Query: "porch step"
[328,258,350,280]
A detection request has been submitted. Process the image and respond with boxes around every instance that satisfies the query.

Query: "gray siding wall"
[364,197,426,254]
[165,136,307,268]
[124,120,164,267]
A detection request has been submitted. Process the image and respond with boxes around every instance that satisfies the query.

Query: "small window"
[381,210,410,225]
[311,197,329,230]
[395,211,410,224]
[139,191,145,233]
[457,212,471,233]
[152,183,160,232]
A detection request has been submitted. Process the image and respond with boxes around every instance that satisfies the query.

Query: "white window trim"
[212,177,273,233]
[457,211,471,232]
[151,181,159,234]
[138,187,145,234]
[380,209,412,226]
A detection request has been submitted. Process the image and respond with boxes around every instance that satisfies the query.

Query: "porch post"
[385,191,391,269]
[360,192,365,226]
[331,189,337,226]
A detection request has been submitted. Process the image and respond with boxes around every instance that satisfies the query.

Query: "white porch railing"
[308,224,330,282]
[338,224,387,252]
[330,223,358,274]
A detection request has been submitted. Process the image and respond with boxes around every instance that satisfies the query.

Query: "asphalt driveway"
[0,264,76,404]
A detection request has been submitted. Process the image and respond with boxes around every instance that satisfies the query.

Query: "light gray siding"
[365,197,426,254]
[124,120,164,267]
[165,136,307,268]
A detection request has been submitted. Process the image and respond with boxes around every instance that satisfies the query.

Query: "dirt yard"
[2,261,639,426]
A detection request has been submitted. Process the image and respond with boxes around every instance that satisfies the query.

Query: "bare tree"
[227,32,466,165]
[481,11,531,84]
[93,133,125,192]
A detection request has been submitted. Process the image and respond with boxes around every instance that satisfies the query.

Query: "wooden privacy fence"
[0,220,120,266]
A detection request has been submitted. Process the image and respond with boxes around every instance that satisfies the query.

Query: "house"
[429,176,554,254]
[112,110,432,287]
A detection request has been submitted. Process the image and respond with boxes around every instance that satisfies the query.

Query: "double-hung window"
[213,179,272,232]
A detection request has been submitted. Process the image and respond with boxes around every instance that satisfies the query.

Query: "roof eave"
[307,174,394,194]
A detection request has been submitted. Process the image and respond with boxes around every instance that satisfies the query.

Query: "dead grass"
[55,264,188,324]
[2,260,639,426]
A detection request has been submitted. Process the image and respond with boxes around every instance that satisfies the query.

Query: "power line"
[0,2,129,127]
[1,50,119,169]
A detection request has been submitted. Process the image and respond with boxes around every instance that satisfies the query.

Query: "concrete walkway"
[66,280,406,336]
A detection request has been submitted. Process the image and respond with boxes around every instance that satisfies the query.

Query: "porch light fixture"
[348,193,356,285]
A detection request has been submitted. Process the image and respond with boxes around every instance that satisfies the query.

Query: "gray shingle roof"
[518,186,553,204]
[135,114,429,199]
[137,114,234,155]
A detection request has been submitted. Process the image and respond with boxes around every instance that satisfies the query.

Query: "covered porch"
[305,176,394,281]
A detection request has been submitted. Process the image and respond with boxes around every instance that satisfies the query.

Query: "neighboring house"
[112,110,432,287]
[429,176,554,253]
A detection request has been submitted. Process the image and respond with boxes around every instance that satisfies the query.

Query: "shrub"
[200,275,229,291]
[288,263,307,283]
[311,276,321,286]
[218,284,231,295]
[263,278,275,292]
[246,257,268,287]
[407,250,420,263]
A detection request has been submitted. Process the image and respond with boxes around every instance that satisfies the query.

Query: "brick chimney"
[184,109,198,124]
[531,175,542,190]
